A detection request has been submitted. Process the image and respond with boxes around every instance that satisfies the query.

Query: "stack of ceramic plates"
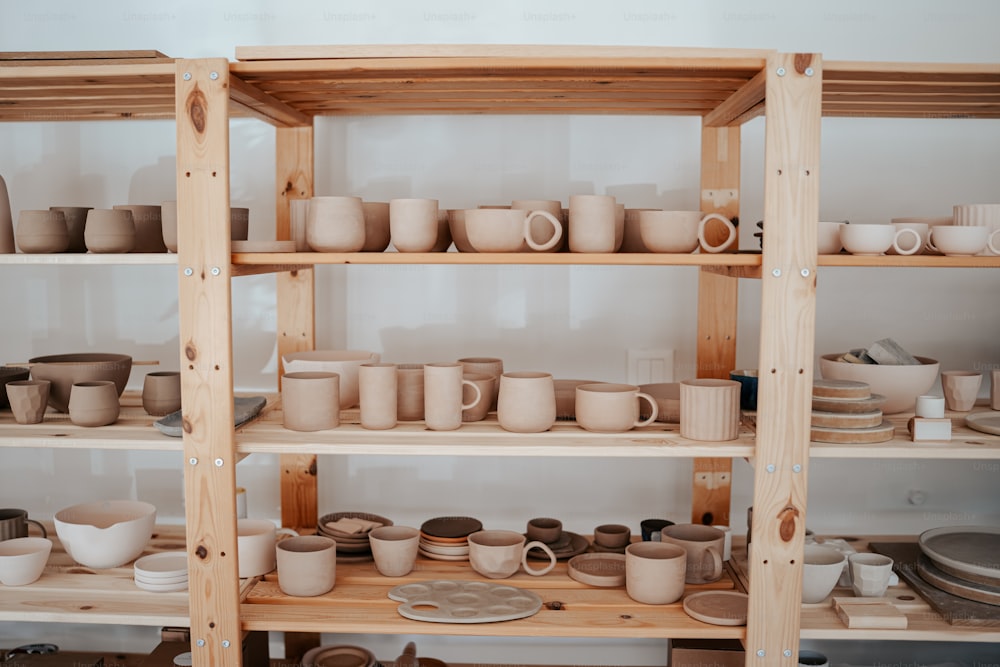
[917,526,1000,606]
[525,529,589,561]
[418,516,482,562]
[301,644,378,667]
[317,511,392,561]
[133,551,188,593]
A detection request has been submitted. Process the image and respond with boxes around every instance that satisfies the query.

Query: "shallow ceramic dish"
[154,395,266,437]
[28,353,132,413]
[0,366,31,408]
[818,353,939,414]
[54,499,156,569]
[420,516,482,539]
[637,382,680,423]
[388,579,542,624]
[301,645,376,667]
[567,553,626,587]
[918,525,1000,586]
[965,411,1000,436]
[682,590,748,626]
[133,551,187,580]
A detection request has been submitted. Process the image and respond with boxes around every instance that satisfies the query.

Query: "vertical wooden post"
[746,52,821,666]
[693,124,741,527]
[176,58,241,667]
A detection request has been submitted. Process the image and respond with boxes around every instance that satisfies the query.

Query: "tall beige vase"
[0,175,13,253]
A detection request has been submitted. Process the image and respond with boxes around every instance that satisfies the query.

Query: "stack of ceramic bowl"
[317,511,391,561]
[133,551,188,592]
[418,516,482,562]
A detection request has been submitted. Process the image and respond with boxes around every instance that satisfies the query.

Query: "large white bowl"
[282,350,379,409]
[818,353,940,414]
[54,500,156,569]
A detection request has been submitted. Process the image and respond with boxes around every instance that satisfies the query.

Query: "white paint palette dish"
[388,579,542,623]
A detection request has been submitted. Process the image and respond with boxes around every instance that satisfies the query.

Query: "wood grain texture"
[176,58,241,667]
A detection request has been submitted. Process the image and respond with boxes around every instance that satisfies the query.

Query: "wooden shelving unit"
[2,46,997,667]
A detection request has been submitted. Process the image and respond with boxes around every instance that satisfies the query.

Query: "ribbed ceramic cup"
[497,372,556,433]
[6,380,50,425]
[281,371,340,431]
[68,380,120,427]
[992,369,1000,410]
[679,378,741,441]
[953,204,1000,255]
[85,208,135,253]
[15,209,69,253]
[848,553,894,597]
[307,196,365,252]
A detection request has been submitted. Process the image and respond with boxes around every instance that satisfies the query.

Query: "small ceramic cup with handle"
[574,382,658,433]
[638,210,737,253]
[236,518,299,578]
[464,208,563,252]
[927,225,1000,256]
[659,523,725,584]
[841,223,921,256]
[423,362,482,431]
[467,529,557,579]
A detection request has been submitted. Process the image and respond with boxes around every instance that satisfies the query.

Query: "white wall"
[1,1,999,664]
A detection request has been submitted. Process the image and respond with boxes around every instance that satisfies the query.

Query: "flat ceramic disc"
[682,591,748,626]
[812,393,887,414]
[811,420,895,444]
[813,378,871,400]
[420,516,482,539]
[567,553,626,587]
[811,409,884,429]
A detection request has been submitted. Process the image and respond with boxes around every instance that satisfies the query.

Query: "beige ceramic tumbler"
[680,378,741,441]
[306,196,366,252]
[389,198,439,252]
[497,372,556,433]
[359,363,398,430]
[141,371,181,416]
[625,541,687,604]
[276,535,337,597]
[281,371,340,431]
[424,362,481,431]
[369,525,420,577]
[941,370,982,412]
[6,380,50,425]
[568,194,617,253]
[68,381,120,427]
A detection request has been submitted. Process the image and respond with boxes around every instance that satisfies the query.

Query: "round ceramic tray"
[133,551,188,580]
[965,411,1000,436]
[301,644,376,667]
[567,553,626,587]
[918,525,1000,586]
[682,591,748,626]
[420,516,482,539]
[917,553,1000,606]
[388,579,542,624]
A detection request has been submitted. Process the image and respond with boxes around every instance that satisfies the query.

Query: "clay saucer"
[526,531,588,560]
[522,531,572,551]
[318,511,392,538]
[301,644,376,667]
[682,591,749,626]
[419,532,470,545]
[420,516,482,539]
[567,553,625,587]
[418,548,469,562]
[590,542,628,555]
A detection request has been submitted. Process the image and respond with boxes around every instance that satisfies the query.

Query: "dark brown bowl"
[28,353,132,413]
[0,366,31,408]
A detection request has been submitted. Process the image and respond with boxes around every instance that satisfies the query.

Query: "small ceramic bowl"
[54,499,156,569]
[0,537,52,586]
[593,523,631,549]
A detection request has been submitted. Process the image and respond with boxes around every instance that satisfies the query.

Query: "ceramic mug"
[49,206,92,253]
[497,372,556,433]
[568,194,619,253]
[276,535,337,596]
[359,363,398,430]
[464,208,563,252]
[637,210,737,253]
[659,523,725,584]
[511,199,565,252]
[396,363,425,421]
[306,196,366,252]
[236,518,299,578]
[281,371,340,431]
[141,371,181,417]
[575,383,658,432]
[459,357,503,411]
[840,223,921,256]
[940,370,982,412]
[423,362,482,431]
[679,378,741,441]
[461,373,494,422]
[624,541,687,604]
[369,525,420,577]
[467,530,557,579]
[85,208,135,253]
[889,221,929,255]
[68,380,120,427]
[5,380,50,425]
[389,198,440,252]
[801,544,847,603]
[928,224,1000,256]
[0,508,48,541]
[848,552,894,597]
[361,201,391,252]
[15,210,69,254]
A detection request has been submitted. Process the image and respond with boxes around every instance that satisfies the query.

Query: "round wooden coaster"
[810,420,896,444]
[682,591,748,626]
[813,378,871,400]
[812,393,887,414]
[567,553,626,587]
[811,409,884,429]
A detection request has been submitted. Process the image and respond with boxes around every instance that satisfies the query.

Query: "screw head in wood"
[776,67,786,76]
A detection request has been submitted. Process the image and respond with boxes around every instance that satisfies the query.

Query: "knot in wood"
[545,601,565,611]
[794,53,814,75]
[187,87,207,133]
[182,418,193,434]
[778,505,801,541]
[185,344,197,362]
[195,545,208,559]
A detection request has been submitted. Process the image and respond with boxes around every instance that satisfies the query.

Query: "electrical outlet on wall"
[627,348,675,385]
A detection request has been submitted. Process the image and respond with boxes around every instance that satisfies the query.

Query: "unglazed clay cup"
[369,525,420,577]
[940,370,982,412]
[525,517,563,544]
[423,362,481,431]
[848,552,894,597]
[928,224,1000,256]
[15,209,69,254]
[359,362,398,430]
[49,206,92,253]
[0,508,48,541]
[817,221,844,254]
[594,523,631,549]
[660,523,725,584]
[679,378,741,441]
[276,535,337,596]
[802,544,847,604]
[289,199,310,252]
[464,208,562,252]
[497,371,556,433]
[461,373,494,422]
[361,201,391,252]
[389,198,439,252]
[889,221,929,255]
[237,518,299,578]
[281,371,340,431]
[953,204,1000,254]
[6,380,50,425]
[396,363,425,421]
[511,199,566,252]
[621,208,658,253]
[625,541,687,604]
[568,194,618,253]
[160,200,178,252]
[306,196,366,252]
[447,209,475,253]
[113,204,165,253]
[68,380,120,427]
[467,529,557,579]
[0,537,52,586]
[141,371,181,417]
[282,349,379,409]
[841,223,920,256]
[459,357,503,411]
[575,383,658,432]
[85,208,135,253]
[638,210,737,253]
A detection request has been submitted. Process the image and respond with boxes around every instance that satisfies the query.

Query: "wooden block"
[867,338,921,366]
[911,417,952,442]
[813,378,871,399]
[841,352,868,364]
[833,597,908,629]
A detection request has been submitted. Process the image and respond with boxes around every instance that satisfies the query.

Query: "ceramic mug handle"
[634,392,658,428]
[460,379,482,411]
[891,228,921,256]
[276,527,300,541]
[697,213,737,253]
[523,210,563,252]
[26,518,47,539]
[521,540,557,576]
[989,229,1000,255]
[703,547,724,582]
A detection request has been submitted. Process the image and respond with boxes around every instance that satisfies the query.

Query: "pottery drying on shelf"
[0,174,14,253]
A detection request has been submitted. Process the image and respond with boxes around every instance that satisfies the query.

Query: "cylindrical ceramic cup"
[525,517,563,544]
[624,541,687,604]
[389,198,439,252]
[396,363,425,421]
[848,552,894,597]
[660,523,725,584]
[511,199,566,252]
[281,371,340,431]
[68,380,120,427]
[712,525,733,561]
[640,518,674,542]
[49,206,92,253]
[0,508,48,541]
[915,394,946,419]
[276,535,337,596]
[359,363,398,430]
[467,530,557,579]
[142,371,181,416]
[679,379,741,441]
[574,383,658,432]
[113,204,165,253]
[497,372,556,433]
[306,196,365,252]
[369,525,420,577]
[568,194,618,253]
[230,207,250,241]
[5,380,50,425]
[424,362,481,431]
[236,518,299,578]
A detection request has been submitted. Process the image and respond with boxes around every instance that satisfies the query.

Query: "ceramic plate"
[567,553,625,587]
[134,578,189,593]
[388,579,542,624]
[418,541,470,556]
[133,551,188,580]
[420,516,482,539]
[917,553,1000,606]
[301,644,376,667]
[418,548,469,562]
[965,411,1000,436]
[154,396,266,437]
[526,531,588,560]
[919,525,1000,586]
[682,591,748,626]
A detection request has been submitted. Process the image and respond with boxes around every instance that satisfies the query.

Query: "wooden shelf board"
[0,252,178,266]
[818,253,1000,268]
[241,557,747,639]
[237,402,756,458]
[730,535,1000,643]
